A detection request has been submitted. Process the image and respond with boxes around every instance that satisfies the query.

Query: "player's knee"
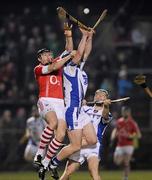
[114,158,122,165]
[71,143,81,152]
[87,137,97,145]
[66,169,73,177]
[56,131,66,142]
[114,155,122,165]
[124,159,130,167]
[45,114,58,129]
[47,120,57,129]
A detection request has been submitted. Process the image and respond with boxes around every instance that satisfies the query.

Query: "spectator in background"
[0,110,17,169]
[117,65,133,97]
[14,107,27,140]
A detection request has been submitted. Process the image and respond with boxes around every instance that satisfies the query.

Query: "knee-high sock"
[42,138,63,168]
[35,126,54,157]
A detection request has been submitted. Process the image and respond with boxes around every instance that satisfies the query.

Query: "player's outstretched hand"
[134,74,146,85]
[64,22,72,37]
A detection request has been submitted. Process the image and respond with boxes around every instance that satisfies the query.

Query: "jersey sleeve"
[34,65,49,75]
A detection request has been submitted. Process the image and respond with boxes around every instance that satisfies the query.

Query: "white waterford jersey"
[26,117,45,145]
[81,105,113,143]
[63,61,88,107]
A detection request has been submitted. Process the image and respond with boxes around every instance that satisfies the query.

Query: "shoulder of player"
[34,64,42,72]
[34,64,42,69]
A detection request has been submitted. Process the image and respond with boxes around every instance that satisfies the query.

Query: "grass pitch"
[0,170,152,180]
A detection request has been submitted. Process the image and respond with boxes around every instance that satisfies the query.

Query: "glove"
[64,22,72,31]
[134,74,146,85]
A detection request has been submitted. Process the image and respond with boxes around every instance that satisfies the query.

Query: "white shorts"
[65,106,91,130]
[79,110,91,128]
[114,145,134,156]
[37,97,65,120]
[69,142,101,165]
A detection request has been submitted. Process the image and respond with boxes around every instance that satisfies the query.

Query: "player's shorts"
[79,109,91,128]
[65,106,81,130]
[37,97,65,120]
[65,106,91,130]
[114,145,134,156]
[69,142,101,165]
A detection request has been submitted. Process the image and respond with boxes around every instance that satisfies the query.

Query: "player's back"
[63,63,88,107]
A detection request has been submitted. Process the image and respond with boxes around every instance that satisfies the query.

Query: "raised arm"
[134,74,152,98]
[47,51,75,73]
[143,87,152,98]
[83,28,94,61]
[111,128,117,141]
[72,28,88,64]
[102,99,111,120]
[64,22,73,52]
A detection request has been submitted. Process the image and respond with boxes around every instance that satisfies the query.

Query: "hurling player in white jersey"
[20,106,46,162]
[60,89,112,180]
[49,28,97,177]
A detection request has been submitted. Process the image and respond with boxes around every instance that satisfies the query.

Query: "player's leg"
[34,99,59,180]
[122,146,134,180]
[60,160,80,180]
[48,129,82,180]
[49,106,82,180]
[41,120,67,168]
[24,144,38,162]
[87,156,101,180]
[113,146,124,166]
[41,100,67,169]
[82,122,97,147]
[51,129,82,165]
[34,111,57,163]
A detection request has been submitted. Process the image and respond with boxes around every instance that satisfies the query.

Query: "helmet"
[95,89,109,98]
[37,48,50,58]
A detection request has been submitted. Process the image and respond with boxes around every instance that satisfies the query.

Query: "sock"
[52,156,61,166]
[35,126,54,159]
[42,138,62,168]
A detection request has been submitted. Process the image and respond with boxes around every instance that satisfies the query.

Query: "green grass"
[0,170,152,180]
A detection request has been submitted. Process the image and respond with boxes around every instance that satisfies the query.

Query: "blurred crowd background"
[0,0,152,171]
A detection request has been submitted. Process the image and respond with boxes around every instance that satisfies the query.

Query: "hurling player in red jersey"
[111,106,141,180]
[33,24,75,173]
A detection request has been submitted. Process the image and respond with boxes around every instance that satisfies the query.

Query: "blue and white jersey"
[26,116,45,146]
[81,105,113,144]
[61,51,88,107]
